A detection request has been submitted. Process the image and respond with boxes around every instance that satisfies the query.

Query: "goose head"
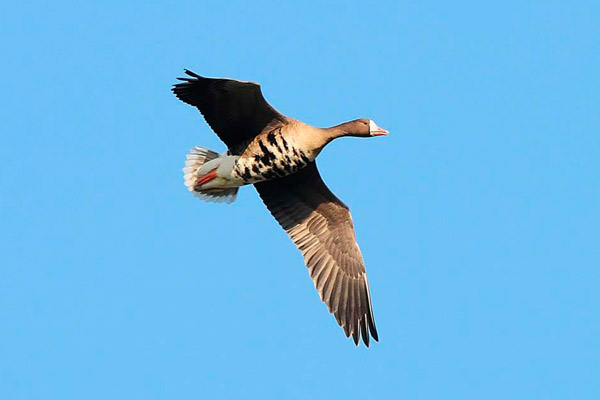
[307,118,389,157]
[335,118,389,138]
[368,119,389,137]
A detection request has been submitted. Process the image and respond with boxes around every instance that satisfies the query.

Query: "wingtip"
[368,317,379,342]
[184,69,202,78]
[173,69,203,83]
[360,318,370,347]
[352,329,360,346]
[362,333,370,347]
[371,330,379,342]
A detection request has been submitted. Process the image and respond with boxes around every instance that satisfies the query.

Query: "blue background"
[1,1,598,398]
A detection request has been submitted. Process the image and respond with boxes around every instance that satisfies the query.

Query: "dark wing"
[172,69,287,152]
[254,163,378,346]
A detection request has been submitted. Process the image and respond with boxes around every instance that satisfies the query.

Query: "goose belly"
[232,130,311,184]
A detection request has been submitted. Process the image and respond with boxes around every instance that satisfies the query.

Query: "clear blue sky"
[1,1,598,398]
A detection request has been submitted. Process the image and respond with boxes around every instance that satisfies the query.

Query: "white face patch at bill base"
[369,119,377,133]
[369,120,389,136]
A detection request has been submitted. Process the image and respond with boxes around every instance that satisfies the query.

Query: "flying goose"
[172,70,388,346]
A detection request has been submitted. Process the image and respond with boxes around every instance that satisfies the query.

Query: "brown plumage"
[172,70,388,346]
[254,164,378,345]
[172,70,287,154]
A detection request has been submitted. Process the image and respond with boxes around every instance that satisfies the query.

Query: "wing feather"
[254,163,378,346]
[172,70,287,153]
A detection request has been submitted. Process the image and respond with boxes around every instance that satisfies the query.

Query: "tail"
[183,146,239,204]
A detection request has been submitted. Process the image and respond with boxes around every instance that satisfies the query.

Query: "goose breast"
[232,125,312,184]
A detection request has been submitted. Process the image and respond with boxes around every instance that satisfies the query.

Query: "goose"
[172,70,388,346]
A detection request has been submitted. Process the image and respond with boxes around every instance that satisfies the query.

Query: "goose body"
[173,70,388,346]
[232,121,314,184]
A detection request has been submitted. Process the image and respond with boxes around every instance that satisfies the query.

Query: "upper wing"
[172,70,288,152]
[254,163,379,346]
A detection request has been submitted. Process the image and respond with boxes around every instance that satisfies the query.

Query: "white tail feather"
[183,146,238,204]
